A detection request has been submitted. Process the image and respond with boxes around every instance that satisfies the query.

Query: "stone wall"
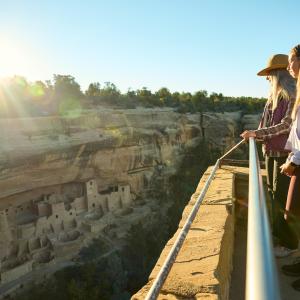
[1,261,33,284]
[132,166,246,300]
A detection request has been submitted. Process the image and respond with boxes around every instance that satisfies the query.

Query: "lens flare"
[29,84,45,98]
[59,97,82,118]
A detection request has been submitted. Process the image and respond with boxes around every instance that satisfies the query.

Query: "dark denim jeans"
[265,155,298,249]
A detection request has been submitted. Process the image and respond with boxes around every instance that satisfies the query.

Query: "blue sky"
[0,0,299,97]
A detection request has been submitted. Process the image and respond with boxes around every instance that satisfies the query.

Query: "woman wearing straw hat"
[241,54,297,257]
[279,44,300,291]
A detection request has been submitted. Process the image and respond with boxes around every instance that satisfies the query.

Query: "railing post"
[246,137,281,300]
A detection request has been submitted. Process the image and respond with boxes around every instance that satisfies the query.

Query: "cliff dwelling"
[0,179,132,285]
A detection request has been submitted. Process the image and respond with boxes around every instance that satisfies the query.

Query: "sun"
[0,37,36,79]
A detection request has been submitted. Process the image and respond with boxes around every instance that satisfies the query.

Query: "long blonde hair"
[291,45,300,119]
[268,69,296,111]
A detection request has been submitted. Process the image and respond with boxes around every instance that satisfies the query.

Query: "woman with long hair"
[241,54,297,257]
[279,44,300,291]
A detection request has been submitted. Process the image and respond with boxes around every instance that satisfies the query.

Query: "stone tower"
[0,211,11,240]
[85,179,99,211]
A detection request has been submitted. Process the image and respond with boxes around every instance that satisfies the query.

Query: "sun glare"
[0,38,36,79]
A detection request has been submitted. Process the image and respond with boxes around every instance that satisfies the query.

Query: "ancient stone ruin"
[0,179,132,285]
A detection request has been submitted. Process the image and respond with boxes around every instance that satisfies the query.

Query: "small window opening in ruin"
[70,212,72,215]
[122,187,124,192]
[56,215,58,218]
[104,198,109,212]
[92,203,95,208]
[90,181,93,186]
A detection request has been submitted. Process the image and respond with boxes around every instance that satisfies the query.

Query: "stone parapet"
[132,166,247,300]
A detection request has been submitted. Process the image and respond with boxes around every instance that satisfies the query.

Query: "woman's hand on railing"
[280,162,295,177]
[240,130,256,140]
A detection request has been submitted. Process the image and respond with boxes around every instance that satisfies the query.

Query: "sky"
[0,0,299,97]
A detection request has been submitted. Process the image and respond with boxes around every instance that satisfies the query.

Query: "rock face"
[200,112,241,152]
[0,109,207,196]
[0,108,261,294]
[241,114,261,130]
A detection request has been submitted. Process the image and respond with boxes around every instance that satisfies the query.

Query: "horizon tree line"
[0,74,267,118]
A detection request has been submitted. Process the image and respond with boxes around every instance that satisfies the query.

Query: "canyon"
[0,108,260,299]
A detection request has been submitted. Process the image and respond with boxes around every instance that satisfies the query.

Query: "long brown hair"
[268,69,296,111]
[291,45,300,119]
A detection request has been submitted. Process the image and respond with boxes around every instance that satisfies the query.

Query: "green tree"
[53,74,83,99]
[85,82,101,97]
[53,74,83,117]
[192,90,208,112]
[136,87,159,107]
[179,92,194,112]
[93,82,121,105]
[156,87,173,106]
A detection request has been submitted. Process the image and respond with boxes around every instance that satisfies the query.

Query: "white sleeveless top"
[285,107,300,165]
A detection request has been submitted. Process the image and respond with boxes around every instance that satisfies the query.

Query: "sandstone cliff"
[0,108,260,298]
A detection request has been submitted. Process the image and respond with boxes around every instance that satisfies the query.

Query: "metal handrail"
[144,159,220,300]
[145,138,281,300]
[144,139,245,300]
[246,138,281,300]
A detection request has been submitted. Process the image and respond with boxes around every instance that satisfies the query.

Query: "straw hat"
[257,54,288,76]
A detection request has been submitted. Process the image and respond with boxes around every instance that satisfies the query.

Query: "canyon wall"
[0,108,260,297]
